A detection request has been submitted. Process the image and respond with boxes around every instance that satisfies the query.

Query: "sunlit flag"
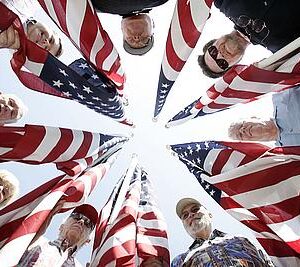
[91,157,170,267]
[153,0,213,119]
[166,52,300,127]
[169,141,300,267]
[0,124,129,175]
[0,125,129,266]
[0,3,132,125]
[36,0,125,91]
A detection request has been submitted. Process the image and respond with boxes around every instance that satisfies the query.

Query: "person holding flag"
[18,203,98,267]
[198,0,300,78]
[172,197,273,267]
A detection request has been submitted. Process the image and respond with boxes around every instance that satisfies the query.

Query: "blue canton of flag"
[154,70,175,118]
[39,56,126,121]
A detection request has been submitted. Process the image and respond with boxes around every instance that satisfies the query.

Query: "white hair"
[0,93,28,125]
[0,170,20,208]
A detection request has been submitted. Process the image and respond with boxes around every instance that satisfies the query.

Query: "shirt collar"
[49,239,77,258]
[189,229,226,250]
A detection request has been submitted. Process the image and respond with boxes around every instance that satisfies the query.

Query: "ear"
[59,223,64,233]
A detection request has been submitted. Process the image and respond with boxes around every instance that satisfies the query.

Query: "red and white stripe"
[0,158,115,267]
[37,0,125,92]
[194,59,300,114]
[91,160,170,267]
[90,163,142,267]
[136,174,170,265]
[162,0,213,82]
[171,143,300,266]
[0,124,128,176]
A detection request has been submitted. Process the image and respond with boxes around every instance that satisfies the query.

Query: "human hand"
[0,26,20,50]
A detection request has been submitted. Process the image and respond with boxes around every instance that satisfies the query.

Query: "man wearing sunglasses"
[18,203,98,266]
[171,197,273,266]
[198,0,299,78]
[90,0,169,55]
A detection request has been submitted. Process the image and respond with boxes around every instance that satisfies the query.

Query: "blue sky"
[0,1,275,265]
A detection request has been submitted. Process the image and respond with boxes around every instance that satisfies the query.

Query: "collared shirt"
[272,86,300,146]
[171,230,273,267]
[17,237,82,267]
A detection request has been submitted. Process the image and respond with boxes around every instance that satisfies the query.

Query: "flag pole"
[256,37,300,69]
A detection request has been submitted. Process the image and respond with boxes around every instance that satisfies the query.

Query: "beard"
[186,215,212,239]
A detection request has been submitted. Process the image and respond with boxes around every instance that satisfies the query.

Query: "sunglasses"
[207,45,229,70]
[70,212,94,230]
[236,15,269,44]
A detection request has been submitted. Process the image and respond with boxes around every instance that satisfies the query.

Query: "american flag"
[154,0,213,118]
[0,124,129,176]
[169,141,300,267]
[0,3,132,125]
[90,158,170,267]
[36,0,125,91]
[136,171,170,265]
[166,53,300,127]
[0,126,128,266]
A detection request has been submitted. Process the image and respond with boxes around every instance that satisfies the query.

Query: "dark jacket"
[91,0,168,16]
[214,0,300,52]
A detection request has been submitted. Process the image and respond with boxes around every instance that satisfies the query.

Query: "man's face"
[121,14,153,49]
[0,94,21,124]
[204,33,246,73]
[59,213,92,248]
[26,21,61,57]
[230,120,276,141]
[181,203,212,239]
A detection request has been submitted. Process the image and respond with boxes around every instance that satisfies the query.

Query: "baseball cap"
[123,35,154,56]
[71,204,98,227]
[176,198,200,219]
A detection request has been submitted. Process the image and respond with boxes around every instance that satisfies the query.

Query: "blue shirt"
[171,230,272,267]
[272,86,300,146]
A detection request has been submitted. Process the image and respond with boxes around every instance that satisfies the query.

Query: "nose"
[133,35,141,42]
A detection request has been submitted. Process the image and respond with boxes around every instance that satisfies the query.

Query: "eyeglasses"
[207,46,229,70]
[236,15,269,44]
[70,213,94,230]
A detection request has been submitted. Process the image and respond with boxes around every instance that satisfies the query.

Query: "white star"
[62,91,71,97]
[69,81,77,89]
[59,68,68,76]
[77,94,84,100]
[205,184,210,190]
[161,83,169,88]
[91,74,99,79]
[101,84,107,88]
[79,63,88,69]
[53,80,63,88]
[196,144,201,151]
[210,189,215,196]
[83,85,92,94]
[86,101,94,105]
[161,89,167,94]
[92,96,100,101]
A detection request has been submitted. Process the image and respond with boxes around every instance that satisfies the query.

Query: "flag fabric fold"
[154,0,213,118]
[36,0,125,90]
[0,124,129,176]
[0,152,123,267]
[166,53,300,127]
[0,3,132,125]
[90,157,170,267]
[169,141,300,267]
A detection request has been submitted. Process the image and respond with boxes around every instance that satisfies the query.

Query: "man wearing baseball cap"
[91,0,169,55]
[171,197,273,266]
[18,202,98,266]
